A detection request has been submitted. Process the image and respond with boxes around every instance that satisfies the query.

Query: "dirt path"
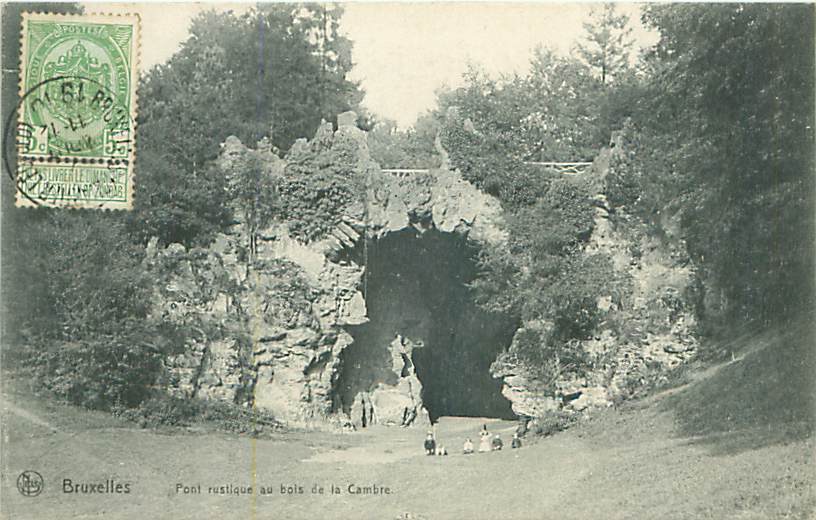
[1,397,58,432]
[4,325,813,519]
[1,383,811,519]
[1,409,597,520]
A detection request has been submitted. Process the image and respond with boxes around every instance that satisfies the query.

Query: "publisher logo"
[17,470,44,497]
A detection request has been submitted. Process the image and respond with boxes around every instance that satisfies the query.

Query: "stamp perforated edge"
[15,11,141,210]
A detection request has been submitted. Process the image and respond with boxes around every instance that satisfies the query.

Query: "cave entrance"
[336,228,517,423]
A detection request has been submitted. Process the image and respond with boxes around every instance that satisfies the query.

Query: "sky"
[92,2,658,127]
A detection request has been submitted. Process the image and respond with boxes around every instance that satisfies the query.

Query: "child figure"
[424,431,436,456]
[491,433,503,451]
[463,438,474,454]
[511,433,522,449]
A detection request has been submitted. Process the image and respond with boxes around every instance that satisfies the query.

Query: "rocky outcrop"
[492,363,559,418]
[493,147,699,417]
[364,166,506,244]
[371,335,426,426]
[348,335,426,428]
[150,113,506,428]
[151,113,697,427]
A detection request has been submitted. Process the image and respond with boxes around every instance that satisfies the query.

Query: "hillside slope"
[559,318,815,519]
[1,321,813,519]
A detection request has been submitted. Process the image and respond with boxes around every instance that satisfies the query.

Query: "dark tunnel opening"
[336,228,518,423]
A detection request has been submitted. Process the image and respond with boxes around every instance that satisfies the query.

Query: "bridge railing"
[523,162,593,175]
[380,168,431,177]
[380,162,594,177]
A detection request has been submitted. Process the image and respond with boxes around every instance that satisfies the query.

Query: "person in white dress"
[478,425,491,453]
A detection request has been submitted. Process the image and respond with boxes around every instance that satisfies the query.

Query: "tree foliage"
[521,49,607,161]
[9,214,185,409]
[1,1,84,342]
[472,178,611,374]
[367,115,441,169]
[635,4,814,328]
[3,3,813,414]
[438,54,606,174]
[274,126,366,243]
[132,6,364,247]
[439,106,548,207]
[433,53,619,376]
[442,3,813,375]
[575,3,634,85]
[222,148,278,259]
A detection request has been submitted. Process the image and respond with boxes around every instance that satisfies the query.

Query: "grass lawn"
[1,326,813,519]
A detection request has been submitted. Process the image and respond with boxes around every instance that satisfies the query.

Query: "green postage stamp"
[16,12,140,209]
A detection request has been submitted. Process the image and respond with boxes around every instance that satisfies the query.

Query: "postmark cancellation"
[16,12,140,209]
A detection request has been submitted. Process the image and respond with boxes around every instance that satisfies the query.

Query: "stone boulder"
[492,352,559,418]
[337,111,358,128]
[196,338,245,402]
[564,386,611,412]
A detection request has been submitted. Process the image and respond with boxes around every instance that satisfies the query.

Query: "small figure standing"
[402,406,417,427]
[491,434,503,451]
[478,425,491,453]
[463,438,474,454]
[511,433,522,449]
[516,417,530,438]
[424,431,436,456]
[436,446,448,456]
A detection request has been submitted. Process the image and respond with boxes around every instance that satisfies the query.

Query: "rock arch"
[152,116,515,428]
[151,114,699,429]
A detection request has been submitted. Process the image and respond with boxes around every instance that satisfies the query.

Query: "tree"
[367,115,441,169]
[131,6,364,247]
[436,53,605,206]
[305,4,362,127]
[575,3,634,85]
[471,178,613,378]
[222,148,278,262]
[6,212,183,409]
[632,4,815,328]
[2,2,84,345]
[521,48,605,161]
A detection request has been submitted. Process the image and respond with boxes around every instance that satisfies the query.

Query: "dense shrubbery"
[438,52,606,166]
[3,3,812,422]
[270,125,368,243]
[224,150,278,254]
[440,112,549,207]
[6,214,186,410]
[29,335,164,410]
[275,173,359,243]
[1,3,370,416]
[532,409,579,437]
[113,395,282,434]
[367,115,441,169]
[441,60,611,381]
[609,5,815,329]
[435,51,613,384]
[131,6,364,248]
[469,174,613,379]
[471,184,596,317]
[451,3,814,366]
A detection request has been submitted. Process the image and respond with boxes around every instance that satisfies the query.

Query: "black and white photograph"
[0,2,814,518]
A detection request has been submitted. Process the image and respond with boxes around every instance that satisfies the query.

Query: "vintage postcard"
[1,2,813,520]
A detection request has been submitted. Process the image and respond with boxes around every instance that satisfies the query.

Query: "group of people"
[424,424,522,456]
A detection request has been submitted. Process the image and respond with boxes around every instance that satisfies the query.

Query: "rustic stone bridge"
[148,115,697,430]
